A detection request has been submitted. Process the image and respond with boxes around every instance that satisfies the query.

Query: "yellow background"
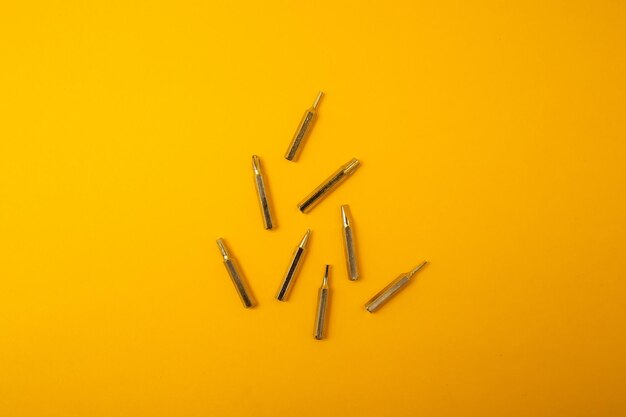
[1,1,625,416]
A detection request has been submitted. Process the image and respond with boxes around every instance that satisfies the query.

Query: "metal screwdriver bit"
[297,158,361,213]
[314,265,331,340]
[365,261,428,313]
[216,238,256,308]
[276,229,311,301]
[285,91,323,161]
[252,155,274,230]
[341,204,359,281]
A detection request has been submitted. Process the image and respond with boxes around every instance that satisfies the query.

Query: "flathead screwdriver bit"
[341,204,359,280]
[285,91,323,161]
[297,158,361,213]
[314,265,331,340]
[365,261,428,313]
[252,155,274,230]
[217,238,256,308]
[276,229,311,301]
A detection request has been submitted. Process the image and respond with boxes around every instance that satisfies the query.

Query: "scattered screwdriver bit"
[314,265,331,340]
[365,261,428,313]
[216,238,256,308]
[297,158,361,213]
[341,204,359,281]
[285,91,323,161]
[276,229,311,301]
[252,155,275,230]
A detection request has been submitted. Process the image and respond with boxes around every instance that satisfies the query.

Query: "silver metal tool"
[252,155,274,230]
[365,261,428,313]
[297,158,361,213]
[285,91,323,161]
[217,238,256,308]
[341,204,359,280]
[314,265,330,340]
[276,229,311,301]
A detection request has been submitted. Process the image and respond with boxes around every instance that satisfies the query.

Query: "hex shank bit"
[341,204,359,280]
[252,155,274,230]
[276,229,311,301]
[297,158,361,213]
[314,265,330,340]
[285,92,323,161]
[217,238,256,308]
[365,261,428,313]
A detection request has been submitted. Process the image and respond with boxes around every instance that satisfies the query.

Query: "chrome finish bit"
[217,238,256,308]
[252,155,274,230]
[297,158,361,213]
[275,229,311,301]
[365,261,428,313]
[314,265,330,340]
[285,91,323,161]
[341,204,359,280]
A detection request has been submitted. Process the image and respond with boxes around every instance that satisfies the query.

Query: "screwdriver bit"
[341,204,359,280]
[252,155,274,230]
[276,229,311,301]
[217,238,256,308]
[285,91,323,161]
[314,265,331,340]
[365,261,428,312]
[297,158,361,213]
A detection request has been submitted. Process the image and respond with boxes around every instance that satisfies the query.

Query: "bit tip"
[252,155,261,175]
[343,158,361,175]
[341,204,351,227]
[407,261,428,278]
[216,238,228,258]
[313,91,324,109]
[323,264,330,286]
[299,229,311,248]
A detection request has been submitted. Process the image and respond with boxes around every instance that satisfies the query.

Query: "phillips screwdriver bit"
[252,155,274,230]
[276,229,311,301]
[314,265,331,340]
[216,238,256,308]
[365,261,428,313]
[341,204,359,281]
[297,158,361,213]
[285,91,323,161]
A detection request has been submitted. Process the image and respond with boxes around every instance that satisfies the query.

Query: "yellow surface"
[1,1,625,416]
